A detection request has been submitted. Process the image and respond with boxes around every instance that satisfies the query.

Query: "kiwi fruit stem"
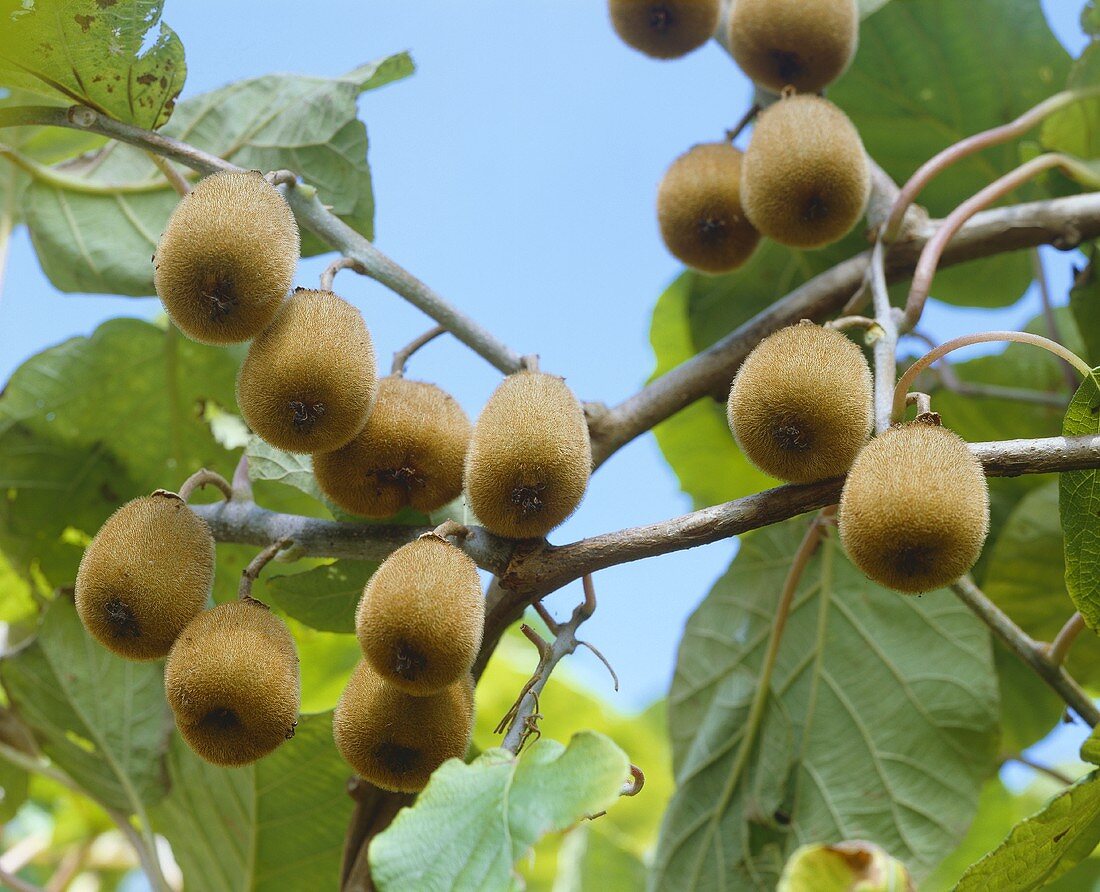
[238,539,292,601]
[177,468,233,503]
[391,325,447,376]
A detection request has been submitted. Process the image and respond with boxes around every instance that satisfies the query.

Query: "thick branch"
[192,434,1100,602]
[0,105,523,375]
[588,191,1100,467]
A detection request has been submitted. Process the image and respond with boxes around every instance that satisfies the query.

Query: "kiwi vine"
[3,1,1100,890]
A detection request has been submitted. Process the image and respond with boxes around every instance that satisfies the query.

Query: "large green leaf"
[831,0,1070,308]
[1070,246,1100,368]
[652,517,999,890]
[778,841,914,891]
[954,771,1100,891]
[0,596,171,813]
[1042,42,1100,161]
[21,54,413,295]
[1061,370,1100,631]
[150,712,353,892]
[266,561,372,634]
[369,731,630,891]
[984,481,1100,687]
[0,0,185,129]
[0,318,241,585]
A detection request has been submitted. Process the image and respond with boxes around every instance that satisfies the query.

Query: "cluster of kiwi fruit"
[609,0,869,271]
[74,490,300,766]
[727,321,991,594]
[71,170,595,781]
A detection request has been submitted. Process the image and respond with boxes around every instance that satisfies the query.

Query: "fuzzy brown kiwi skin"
[608,0,720,59]
[837,422,991,594]
[658,143,761,274]
[741,94,871,250]
[465,371,592,540]
[727,323,872,483]
[333,661,474,793]
[154,171,299,345]
[355,536,484,696]
[75,491,214,660]
[728,0,859,94]
[312,375,471,518]
[164,600,300,767]
[237,289,377,454]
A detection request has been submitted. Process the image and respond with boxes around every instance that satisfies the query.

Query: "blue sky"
[0,0,1090,726]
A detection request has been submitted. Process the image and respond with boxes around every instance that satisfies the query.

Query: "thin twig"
[238,538,292,601]
[145,150,190,196]
[178,468,233,503]
[499,574,602,752]
[392,325,447,375]
[320,256,367,292]
[1032,248,1079,393]
[725,104,759,143]
[869,238,902,433]
[951,576,1100,727]
[902,154,1092,331]
[906,392,933,416]
[892,330,1091,422]
[427,520,469,542]
[883,86,1100,241]
[622,764,645,797]
[1008,755,1076,786]
[1047,612,1086,668]
[826,315,880,334]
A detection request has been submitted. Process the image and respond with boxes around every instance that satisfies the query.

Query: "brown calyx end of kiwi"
[771,418,813,453]
[890,542,938,579]
[199,270,239,323]
[510,483,547,516]
[288,398,327,432]
[375,464,423,494]
[375,741,421,775]
[769,48,805,84]
[648,3,674,31]
[392,639,429,681]
[103,597,141,640]
[199,706,242,733]
[697,215,728,240]
[802,194,830,223]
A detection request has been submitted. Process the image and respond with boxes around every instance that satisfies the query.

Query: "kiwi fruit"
[657,142,761,273]
[465,371,591,539]
[741,95,870,249]
[75,491,213,660]
[837,421,990,594]
[727,322,872,483]
[164,600,300,766]
[237,289,377,454]
[608,0,720,59]
[333,661,474,793]
[355,536,484,696]
[312,375,471,517]
[154,171,299,344]
[728,0,859,94]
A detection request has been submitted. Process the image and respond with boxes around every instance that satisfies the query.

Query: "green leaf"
[1060,370,1100,631]
[1070,246,1100,368]
[778,841,914,891]
[830,0,1072,308]
[245,436,326,505]
[0,751,27,822]
[0,319,241,586]
[0,596,171,812]
[653,517,999,890]
[983,481,1100,688]
[1042,43,1100,160]
[20,53,412,295]
[552,824,649,892]
[369,732,631,891]
[150,712,354,892]
[955,770,1100,891]
[0,0,185,129]
[266,561,373,634]
[1082,725,1100,766]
